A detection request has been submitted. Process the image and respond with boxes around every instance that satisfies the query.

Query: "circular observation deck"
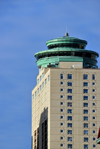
[35,35,99,69]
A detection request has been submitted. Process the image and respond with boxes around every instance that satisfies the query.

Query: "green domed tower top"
[35,33,99,69]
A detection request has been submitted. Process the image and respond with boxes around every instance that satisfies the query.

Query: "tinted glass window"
[83,74,88,80]
[68,74,72,79]
[83,89,88,93]
[83,82,88,86]
[60,74,63,79]
[67,82,72,86]
[83,103,88,107]
[84,123,88,128]
[68,89,72,93]
[67,96,72,100]
[83,96,88,100]
[92,74,95,80]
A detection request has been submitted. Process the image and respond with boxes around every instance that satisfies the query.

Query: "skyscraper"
[32,33,100,149]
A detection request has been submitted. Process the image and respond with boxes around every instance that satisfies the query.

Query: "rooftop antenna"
[65,25,69,36]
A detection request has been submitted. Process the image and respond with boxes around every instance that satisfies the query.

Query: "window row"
[83,89,95,93]
[60,144,72,148]
[83,96,95,100]
[37,74,50,84]
[83,116,96,121]
[60,74,95,80]
[37,73,44,84]
[83,74,95,80]
[33,76,50,99]
[60,144,96,148]
[60,102,72,107]
[60,74,72,79]
[83,82,95,86]
[60,96,95,101]
[60,109,72,113]
[60,116,96,121]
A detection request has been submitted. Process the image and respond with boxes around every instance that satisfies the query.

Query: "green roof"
[46,36,87,47]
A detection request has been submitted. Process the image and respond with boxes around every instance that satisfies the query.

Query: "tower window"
[68,144,72,148]
[68,89,72,93]
[60,102,63,105]
[83,89,88,93]
[60,144,63,147]
[84,123,88,128]
[93,138,95,140]
[39,75,42,82]
[67,116,72,121]
[60,74,63,79]
[83,103,88,107]
[93,123,95,126]
[67,102,72,107]
[83,110,88,114]
[92,74,95,80]
[84,116,88,121]
[48,75,50,81]
[42,82,44,88]
[45,79,47,84]
[84,145,88,149]
[83,96,88,100]
[93,117,95,119]
[68,137,72,141]
[60,137,63,140]
[60,123,63,126]
[60,116,63,119]
[67,109,72,113]
[60,130,63,133]
[67,82,72,86]
[67,96,72,100]
[67,74,72,79]
[92,96,95,99]
[42,73,44,78]
[68,130,72,134]
[61,82,63,85]
[60,95,63,98]
[37,88,39,93]
[92,82,95,85]
[35,91,37,97]
[93,103,95,106]
[40,85,41,91]
[93,110,95,113]
[68,123,72,127]
[60,109,63,112]
[83,74,88,80]
[84,137,88,142]
[93,145,96,148]
[37,79,39,84]
[93,130,95,133]
[84,130,88,135]
[61,88,63,91]
[92,89,95,92]
[83,82,88,86]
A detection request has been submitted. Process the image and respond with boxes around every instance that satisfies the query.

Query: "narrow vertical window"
[48,75,50,81]
[92,74,95,80]
[60,74,63,79]
[42,73,44,78]
[45,79,47,84]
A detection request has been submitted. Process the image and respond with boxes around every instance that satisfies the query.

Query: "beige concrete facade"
[32,62,100,149]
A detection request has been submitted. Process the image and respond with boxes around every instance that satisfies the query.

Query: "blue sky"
[0,0,100,148]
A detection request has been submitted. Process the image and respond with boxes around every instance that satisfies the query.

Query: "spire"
[65,25,69,36]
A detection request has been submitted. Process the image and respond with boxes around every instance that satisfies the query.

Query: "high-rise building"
[32,33,100,149]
